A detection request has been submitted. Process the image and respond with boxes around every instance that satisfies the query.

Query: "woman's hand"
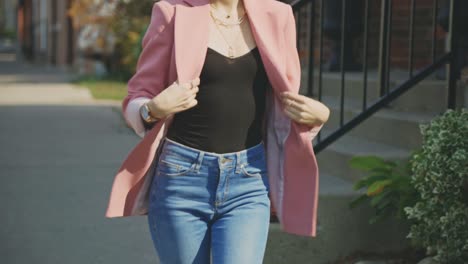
[280,91,330,127]
[147,77,201,119]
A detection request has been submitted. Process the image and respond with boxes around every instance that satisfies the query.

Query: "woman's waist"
[159,135,265,166]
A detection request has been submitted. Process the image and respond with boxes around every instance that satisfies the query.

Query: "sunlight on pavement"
[0,52,16,62]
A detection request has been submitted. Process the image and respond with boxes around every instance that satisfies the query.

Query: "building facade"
[14,0,452,73]
[18,0,76,67]
[1,0,17,34]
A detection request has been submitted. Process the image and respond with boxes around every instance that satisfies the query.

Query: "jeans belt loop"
[235,152,242,173]
[194,151,204,173]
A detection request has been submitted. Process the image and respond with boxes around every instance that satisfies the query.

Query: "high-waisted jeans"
[147,137,271,264]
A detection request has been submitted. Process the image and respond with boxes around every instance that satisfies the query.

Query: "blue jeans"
[147,137,271,264]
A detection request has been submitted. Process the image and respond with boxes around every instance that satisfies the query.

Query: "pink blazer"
[105,0,324,237]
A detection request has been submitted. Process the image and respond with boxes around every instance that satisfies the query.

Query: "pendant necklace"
[209,2,247,58]
[210,1,238,19]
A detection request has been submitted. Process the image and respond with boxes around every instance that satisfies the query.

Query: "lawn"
[74,76,128,101]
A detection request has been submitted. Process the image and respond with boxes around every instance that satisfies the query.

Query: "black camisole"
[165,46,270,153]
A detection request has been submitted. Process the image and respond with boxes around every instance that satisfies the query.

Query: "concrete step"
[315,131,410,182]
[299,69,464,114]
[265,173,411,263]
[318,95,437,150]
[277,68,458,263]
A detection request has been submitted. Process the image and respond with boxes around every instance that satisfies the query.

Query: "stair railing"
[289,0,461,153]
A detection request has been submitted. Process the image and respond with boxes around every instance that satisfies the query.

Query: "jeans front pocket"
[156,150,196,177]
[240,154,267,178]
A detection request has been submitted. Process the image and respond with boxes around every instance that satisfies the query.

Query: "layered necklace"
[209,1,247,58]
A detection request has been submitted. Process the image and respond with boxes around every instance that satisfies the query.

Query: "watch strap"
[140,103,160,128]
[140,113,157,130]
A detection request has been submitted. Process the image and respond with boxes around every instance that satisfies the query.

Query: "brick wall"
[294,0,449,71]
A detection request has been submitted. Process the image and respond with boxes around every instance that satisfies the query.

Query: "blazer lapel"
[176,0,284,96]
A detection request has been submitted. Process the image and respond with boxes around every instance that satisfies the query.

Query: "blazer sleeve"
[122,1,173,138]
[284,4,324,141]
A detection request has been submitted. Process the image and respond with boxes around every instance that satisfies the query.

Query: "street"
[0,50,161,264]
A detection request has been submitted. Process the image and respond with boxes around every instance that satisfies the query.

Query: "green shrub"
[1,28,16,39]
[348,155,419,224]
[108,0,154,79]
[404,108,468,263]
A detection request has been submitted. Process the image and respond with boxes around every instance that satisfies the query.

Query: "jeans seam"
[222,172,230,203]
[241,162,264,178]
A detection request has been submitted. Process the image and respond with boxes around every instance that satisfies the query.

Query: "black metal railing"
[289,0,461,153]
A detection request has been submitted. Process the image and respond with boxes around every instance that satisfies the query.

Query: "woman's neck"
[210,0,244,14]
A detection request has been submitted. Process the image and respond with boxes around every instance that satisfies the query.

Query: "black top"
[165,46,270,153]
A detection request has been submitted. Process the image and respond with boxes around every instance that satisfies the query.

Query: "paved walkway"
[0,51,160,263]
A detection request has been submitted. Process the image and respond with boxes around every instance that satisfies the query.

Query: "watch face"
[141,104,157,122]
[140,105,150,120]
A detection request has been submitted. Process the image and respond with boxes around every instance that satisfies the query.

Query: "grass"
[73,75,128,101]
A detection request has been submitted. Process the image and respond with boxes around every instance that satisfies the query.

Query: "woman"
[105,0,330,263]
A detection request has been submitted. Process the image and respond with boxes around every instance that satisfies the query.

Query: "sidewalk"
[0,51,121,107]
[0,51,160,264]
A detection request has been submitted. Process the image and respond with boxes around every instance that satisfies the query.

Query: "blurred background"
[0,0,467,264]
[9,0,148,78]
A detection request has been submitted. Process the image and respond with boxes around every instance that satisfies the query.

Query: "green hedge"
[109,0,154,80]
[404,108,468,263]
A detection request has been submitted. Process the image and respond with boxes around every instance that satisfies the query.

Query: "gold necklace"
[209,2,246,26]
[210,9,246,27]
[210,10,246,58]
[209,1,240,19]
[210,10,246,27]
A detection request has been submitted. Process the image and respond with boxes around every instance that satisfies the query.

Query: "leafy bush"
[404,108,468,263]
[1,28,16,39]
[348,155,420,224]
[108,0,154,79]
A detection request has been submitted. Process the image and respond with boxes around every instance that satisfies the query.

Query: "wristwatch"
[139,102,161,124]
